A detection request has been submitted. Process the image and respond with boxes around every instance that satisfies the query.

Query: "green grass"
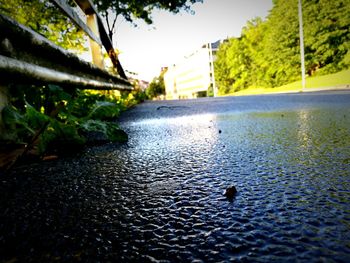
[226,69,350,96]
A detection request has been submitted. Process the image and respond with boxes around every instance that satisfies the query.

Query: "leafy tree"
[92,0,203,42]
[214,40,234,94]
[214,38,247,93]
[0,0,85,51]
[239,17,267,88]
[146,72,166,99]
[214,0,350,94]
[214,18,267,93]
[262,0,301,87]
[263,0,350,83]
[302,0,350,75]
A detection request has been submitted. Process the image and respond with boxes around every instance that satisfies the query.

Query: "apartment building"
[164,40,221,100]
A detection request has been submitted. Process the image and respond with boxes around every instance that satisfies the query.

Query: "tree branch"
[105,10,111,34]
[111,15,118,35]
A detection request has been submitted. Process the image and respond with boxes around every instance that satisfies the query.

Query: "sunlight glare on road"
[130,113,219,148]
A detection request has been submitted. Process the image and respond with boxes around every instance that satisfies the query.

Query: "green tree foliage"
[263,0,301,86]
[303,0,350,74]
[214,38,245,94]
[92,0,203,41]
[146,72,166,99]
[215,18,267,94]
[240,18,267,88]
[214,40,233,94]
[0,0,85,51]
[214,0,350,93]
[129,79,148,103]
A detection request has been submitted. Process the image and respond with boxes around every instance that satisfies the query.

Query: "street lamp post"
[298,0,306,91]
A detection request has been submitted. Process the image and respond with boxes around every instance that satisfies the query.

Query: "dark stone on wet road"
[224,186,237,199]
[1,90,350,262]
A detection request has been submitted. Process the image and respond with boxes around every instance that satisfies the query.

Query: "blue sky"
[115,0,273,81]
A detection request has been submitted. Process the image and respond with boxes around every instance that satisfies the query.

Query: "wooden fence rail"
[0,0,131,90]
[51,0,128,79]
[0,0,133,138]
[0,14,131,90]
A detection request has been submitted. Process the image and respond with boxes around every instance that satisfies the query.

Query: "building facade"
[164,41,221,100]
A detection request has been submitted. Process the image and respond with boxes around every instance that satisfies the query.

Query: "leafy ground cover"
[0,84,145,170]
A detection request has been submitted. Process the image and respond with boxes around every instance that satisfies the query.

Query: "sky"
[114,0,273,81]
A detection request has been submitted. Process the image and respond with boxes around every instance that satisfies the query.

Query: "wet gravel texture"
[1,91,350,262]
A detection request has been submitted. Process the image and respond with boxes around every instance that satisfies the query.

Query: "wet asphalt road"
[1,90,350,262]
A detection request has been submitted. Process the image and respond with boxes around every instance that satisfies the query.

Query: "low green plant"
[1,84,130,156]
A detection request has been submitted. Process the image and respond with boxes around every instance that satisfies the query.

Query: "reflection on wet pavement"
[1,92,350,262]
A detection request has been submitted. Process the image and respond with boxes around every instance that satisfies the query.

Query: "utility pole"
[298,0,306,91]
